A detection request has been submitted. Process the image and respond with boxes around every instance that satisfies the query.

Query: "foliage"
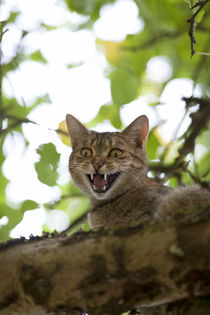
[0,0,210,242]
[35,143,60,187]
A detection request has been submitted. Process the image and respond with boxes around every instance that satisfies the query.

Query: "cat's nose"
[92,159,104,172]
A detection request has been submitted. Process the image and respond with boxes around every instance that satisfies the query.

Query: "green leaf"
[0,141,9,203]
[3,52,25,74]
[30,50,47,64]
[194,6,206,25]
[88,103,122,129]
[20,200,39,212]
[146,129,161,161]
[167,177,179,188]
[197,152,210,181]
[35,143,60,186]
[69,181,83,195]
[3,97,31,118]
[181,172,194,185]
[65,0,115,19]
[33,94,51,107]
[196,130,210,150]
[7,11,20,23]
[110,67,139,106]
[0,204,24,242]
[67,198,89,224]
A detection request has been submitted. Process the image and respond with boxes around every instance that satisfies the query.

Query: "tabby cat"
[66,114,210,230]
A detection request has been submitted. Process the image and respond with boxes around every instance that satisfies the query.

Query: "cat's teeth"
[93,185,96,190]
[91,174,93,180]
[104,174,107,180]
[103,185,106,191]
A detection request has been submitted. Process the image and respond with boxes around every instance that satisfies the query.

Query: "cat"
[66,114,210,230]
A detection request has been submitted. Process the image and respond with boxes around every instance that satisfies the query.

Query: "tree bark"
[0,208,210,315]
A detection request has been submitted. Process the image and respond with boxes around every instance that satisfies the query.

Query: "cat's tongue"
[93,174,107,191]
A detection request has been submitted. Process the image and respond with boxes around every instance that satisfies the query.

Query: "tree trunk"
[0,208,210,315]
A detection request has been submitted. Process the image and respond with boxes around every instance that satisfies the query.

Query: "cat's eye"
[80,148,93,158]
[109,149,124,158]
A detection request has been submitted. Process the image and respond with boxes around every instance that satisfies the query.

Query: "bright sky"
[0,0,201,237]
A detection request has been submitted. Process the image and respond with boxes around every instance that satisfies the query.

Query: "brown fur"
[66,114,210,230]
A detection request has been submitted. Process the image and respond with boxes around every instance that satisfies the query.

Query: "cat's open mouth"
[87,173,120,193]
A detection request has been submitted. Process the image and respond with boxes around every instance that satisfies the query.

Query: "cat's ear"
[121,115,149,148]
[66,114,89,148]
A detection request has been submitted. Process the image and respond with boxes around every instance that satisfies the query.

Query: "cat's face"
[66,115,149,202]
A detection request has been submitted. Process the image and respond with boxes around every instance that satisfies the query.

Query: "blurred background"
[0,0,210,241]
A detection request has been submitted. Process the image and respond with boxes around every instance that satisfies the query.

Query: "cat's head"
[66,114,149,202]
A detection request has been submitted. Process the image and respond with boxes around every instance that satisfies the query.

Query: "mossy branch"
[0,208,210,314]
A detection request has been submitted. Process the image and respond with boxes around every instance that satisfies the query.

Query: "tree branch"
[121,31,182,52]
[187,0,210,57]
[148,96,210,188]
[0,208,210,314]
[180,96,210,156]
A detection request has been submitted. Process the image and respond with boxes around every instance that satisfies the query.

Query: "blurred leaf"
[0,204,24,242]
[33,94,51,107]
[41,23,58,31]
[20,200,39,212]
[194,6,206,25]
[68,218,90,235]
[149,101,161,107]
[57,120,70,146]
[79,219,90,231]
[67,62,84,69]
[98,40,123,65]
[110,67,139,106]
[69,181,83,194]
[0,141,8,203]
[3,52,25,74]
[60,181,82,196]
[0,199,39,241]
[67,198,89,223]
[181,172,194,185]
[2,97,36,134]
[197,152,210,180]
[88,103,122,129]
[164,142,181,163]
[65,0,115,20]
[166,177,179,188]
[7,11,20,23]
[0,171,8,204]
[3,97,35,118]
[196,130,210,150]
[146,129,161,161]
[30,50,47,64]
[35,143,60,186]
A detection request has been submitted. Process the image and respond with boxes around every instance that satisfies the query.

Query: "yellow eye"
[80,148,93,158]
[109,149,123,158]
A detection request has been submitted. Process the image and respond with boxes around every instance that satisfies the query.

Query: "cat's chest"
[89,188,160,229]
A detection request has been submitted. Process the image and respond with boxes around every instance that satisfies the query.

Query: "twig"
[0,116,39,135]
[121,31,182,52]
[180,96,210,156]
[53,128,68,137]
[149,96,210,187]
[191,0,209,9]
[184,165,210,189]
[187,0,210,57]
